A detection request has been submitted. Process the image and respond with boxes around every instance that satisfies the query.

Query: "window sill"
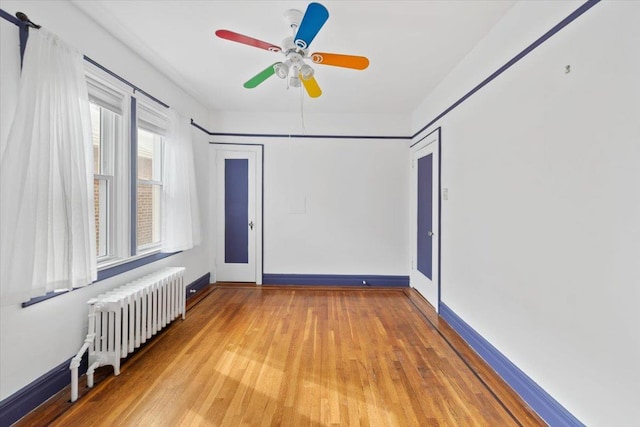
[21,251,180,308]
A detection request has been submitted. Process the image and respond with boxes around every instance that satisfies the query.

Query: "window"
[136,102,168,254]
[137,128,163,250]
[87,75,124,264]
[22,64,178,305]
[86,70,170,266]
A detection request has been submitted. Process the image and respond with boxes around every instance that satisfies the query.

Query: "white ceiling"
[72,1,515,115]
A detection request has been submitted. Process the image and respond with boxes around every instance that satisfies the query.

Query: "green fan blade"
[244,63,279,88]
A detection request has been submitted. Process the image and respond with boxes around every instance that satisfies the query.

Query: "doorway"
[410,131,440,311]
[214,145,263,283]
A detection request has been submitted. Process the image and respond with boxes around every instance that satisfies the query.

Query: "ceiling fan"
[215,2,369,98]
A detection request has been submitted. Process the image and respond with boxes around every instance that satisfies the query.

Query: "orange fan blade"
[300,74,322,98]
[310,52,369,70]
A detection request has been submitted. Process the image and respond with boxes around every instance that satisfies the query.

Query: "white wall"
[262,137,408,275]
[207,111,410,278]
[206,112,410,280]
[0,0,211,401]
[412,1,640,425]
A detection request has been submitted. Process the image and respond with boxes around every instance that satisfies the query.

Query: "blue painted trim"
[130,96,138,256]
[0,354,88,427]
[261,148,264,281]
[262,274,409,287]
[83,56,170,109]
[410,0,601,139]
[0,8,20,26]
[0,10,169,109]
[192,1,600,143]
[18,20,28,69]
[437,128,442,311]
[440,303,585,427]
[192,119,410,140]
[186,272,211,299]
[97,252,178,282]
[224,159,250,263]
[4,273,207,424]
[0,9,29,68]
[410,127,440,148]
[21,251,180,307]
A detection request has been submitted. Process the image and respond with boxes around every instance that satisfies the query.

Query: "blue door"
[417,154,433,279]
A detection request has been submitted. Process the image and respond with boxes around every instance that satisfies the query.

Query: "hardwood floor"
[17,286,545,426]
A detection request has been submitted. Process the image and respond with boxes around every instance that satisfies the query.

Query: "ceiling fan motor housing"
[284,9,303,31]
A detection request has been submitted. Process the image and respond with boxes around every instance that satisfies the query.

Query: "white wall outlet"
[443,188,449,200]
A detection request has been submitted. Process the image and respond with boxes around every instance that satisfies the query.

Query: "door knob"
[249,221,254,230]
[427,231,434,237]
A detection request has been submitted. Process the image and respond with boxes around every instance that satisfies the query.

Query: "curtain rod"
[15,11,40,29]
[0,8,170,109]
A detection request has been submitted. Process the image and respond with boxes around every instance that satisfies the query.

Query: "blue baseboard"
[0,354,88,427]
[439,302,584,427]
[0,272,210,427]
[262,273,409,287]
[186,272,211,299]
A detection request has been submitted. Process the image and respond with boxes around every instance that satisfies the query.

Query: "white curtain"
[161,110,201,252]
[0,29,96,305]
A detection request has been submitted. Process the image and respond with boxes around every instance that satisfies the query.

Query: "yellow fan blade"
[300,74,322,98]
[310,52,369,70]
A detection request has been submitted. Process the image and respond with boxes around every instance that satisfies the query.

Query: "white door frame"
[212,144,263,284]
[410,130,440,311]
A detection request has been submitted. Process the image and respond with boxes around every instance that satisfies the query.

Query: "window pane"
[137,184,161,247]
[90,103,101,174]
[138,129,162,181]
[94,178,108,257]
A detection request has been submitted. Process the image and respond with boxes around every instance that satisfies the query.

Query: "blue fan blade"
[294,3,329,50]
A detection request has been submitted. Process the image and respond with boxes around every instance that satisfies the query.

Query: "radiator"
[69,267,186,402]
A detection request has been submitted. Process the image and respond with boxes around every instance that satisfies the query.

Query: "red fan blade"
[215,30,281,52]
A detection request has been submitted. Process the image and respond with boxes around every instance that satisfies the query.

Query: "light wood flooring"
[17,285,545,426]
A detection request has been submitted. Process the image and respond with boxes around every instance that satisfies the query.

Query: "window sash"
[136,182,163,250]
[87,75,124,115]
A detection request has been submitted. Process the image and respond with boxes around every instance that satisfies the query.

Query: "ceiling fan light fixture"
[290,75,301,88]
[299,64,314,80]
[274,60,291,79]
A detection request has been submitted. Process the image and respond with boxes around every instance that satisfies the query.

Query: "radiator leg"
[70,366,79,403]
[69,340,91,402]
[86,360,101,388]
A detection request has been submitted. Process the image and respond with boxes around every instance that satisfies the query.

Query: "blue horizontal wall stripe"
[191,119,410,140]
[2,273,208,425]
[262,274,409,287]
[189,1,600,144]
[83,56,170,108]
[410,0,601,139]
[0,10,170,109]
[0,8,21,25]
[439,302,585,427]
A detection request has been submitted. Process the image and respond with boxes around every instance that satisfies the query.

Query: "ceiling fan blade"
[310,53,369,70]
[215,30,281,52]
[244,63,279,88]
[294,3,329,50]
[300,74,322,98]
